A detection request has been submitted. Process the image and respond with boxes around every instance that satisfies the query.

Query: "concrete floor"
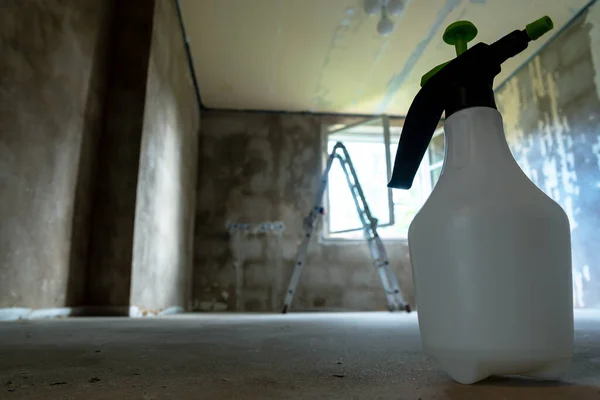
[1,312,600,399]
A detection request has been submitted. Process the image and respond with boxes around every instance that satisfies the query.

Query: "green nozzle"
[526,16,554,41]
[443,21,478,56]
[420,20,478,87]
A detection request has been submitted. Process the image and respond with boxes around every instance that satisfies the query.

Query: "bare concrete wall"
[195,112,413,312]
[85,0,156,308]
[0,0,114,308]
[131,0,201,312]
[496,2,600,308]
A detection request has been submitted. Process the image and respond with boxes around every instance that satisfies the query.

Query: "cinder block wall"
[194,112,414,312]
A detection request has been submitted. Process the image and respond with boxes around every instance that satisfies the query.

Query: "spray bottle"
[388,17,573,384]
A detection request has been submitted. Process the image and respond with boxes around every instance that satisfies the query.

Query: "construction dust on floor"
[1,311,599,399]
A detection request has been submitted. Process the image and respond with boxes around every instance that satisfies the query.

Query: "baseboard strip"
[0,306,185,321]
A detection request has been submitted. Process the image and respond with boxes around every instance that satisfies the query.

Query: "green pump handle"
[421,16,553,87]
[421,21,478,86]
[388,16,554,190]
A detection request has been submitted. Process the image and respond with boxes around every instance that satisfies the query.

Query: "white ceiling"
[180,0,590,116]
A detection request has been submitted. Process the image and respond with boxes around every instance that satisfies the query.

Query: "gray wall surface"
[131,0,201,312]
[496,2,600,308]
[194,112,414,312]
[85,0,156,308]
[0,0,114,308]
[0,0,200,312]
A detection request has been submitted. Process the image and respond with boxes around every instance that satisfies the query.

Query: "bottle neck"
[444,82,497,119]
[443,106,512,171]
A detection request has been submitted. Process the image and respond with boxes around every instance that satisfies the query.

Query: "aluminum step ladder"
[281,142,411,313]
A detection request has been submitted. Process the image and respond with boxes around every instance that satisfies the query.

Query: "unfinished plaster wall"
[0,0,114,308]
[496,2,600,308]
[131,0,201,312]
[195,111,413,312]
[85,0,156,308]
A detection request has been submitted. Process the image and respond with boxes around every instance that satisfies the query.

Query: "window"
[324,122,444,240]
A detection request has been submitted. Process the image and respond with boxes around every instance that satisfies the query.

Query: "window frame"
[320,122,444,243]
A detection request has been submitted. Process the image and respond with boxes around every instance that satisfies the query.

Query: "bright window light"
[324,127,444,240]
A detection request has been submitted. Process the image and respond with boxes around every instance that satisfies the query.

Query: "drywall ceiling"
[180,0,590,116]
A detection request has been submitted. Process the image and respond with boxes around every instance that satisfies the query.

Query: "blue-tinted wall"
[496,2,600,308]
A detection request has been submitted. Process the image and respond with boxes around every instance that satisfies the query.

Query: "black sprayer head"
[387,17,554,190]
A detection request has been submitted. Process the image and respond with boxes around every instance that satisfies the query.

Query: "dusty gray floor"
[0,311,599,399]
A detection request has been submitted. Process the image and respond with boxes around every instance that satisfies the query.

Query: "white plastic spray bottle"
[388,17,573,384]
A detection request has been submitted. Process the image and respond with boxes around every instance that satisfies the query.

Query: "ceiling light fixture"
[377,10,395,36]
[364,0,406,36]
